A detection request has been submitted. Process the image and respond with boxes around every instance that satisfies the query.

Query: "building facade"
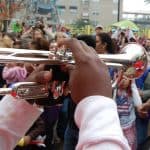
[56,0,123,27]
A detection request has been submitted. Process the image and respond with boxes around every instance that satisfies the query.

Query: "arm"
[131,80,142,106]
[21,28,33,39]
[43,28,54,41]
[0,95,42,149]
[75,96,130,150]
[2,66,27,83]
[2,66,16,80]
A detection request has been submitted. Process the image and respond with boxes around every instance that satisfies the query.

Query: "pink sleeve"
[0,95,42,149]
[2,67,16,80]
[2,66,27,83]
[74,96,130,150]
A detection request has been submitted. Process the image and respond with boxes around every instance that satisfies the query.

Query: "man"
[145,39,150,52]
[0,38,130,150]
[95,24,103,34]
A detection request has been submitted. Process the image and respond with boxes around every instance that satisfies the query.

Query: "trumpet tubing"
[0,43,147,77]
[0,43,147,100]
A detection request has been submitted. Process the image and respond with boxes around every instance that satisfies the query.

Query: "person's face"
[34,30,43,39]
[95,35,106,54]
[146,40,150,47]
[119,77,130,89]
[95,28,103,34]
[49,41,57,51]
[56,34,66,42]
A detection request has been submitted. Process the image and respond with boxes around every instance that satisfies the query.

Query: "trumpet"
[0,43,148,100]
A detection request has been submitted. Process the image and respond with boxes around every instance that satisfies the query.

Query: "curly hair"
[97,32,116,54]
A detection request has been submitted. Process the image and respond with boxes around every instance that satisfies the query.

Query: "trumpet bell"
[120,43,147,79]
[99,43,148,79]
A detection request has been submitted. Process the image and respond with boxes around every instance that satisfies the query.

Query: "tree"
[0,0,25,31]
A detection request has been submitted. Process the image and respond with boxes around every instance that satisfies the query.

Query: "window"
[69,6,78,14]
[136,15,143,19]
[92,11,100,16]
[82,0,89,5]
[82,12,89,17]
[57,5,66,11]
[57,5,66,14]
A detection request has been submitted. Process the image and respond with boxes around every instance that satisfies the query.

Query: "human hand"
[137,105,148,118]
[58,38,112,104]
[24,63,35,75]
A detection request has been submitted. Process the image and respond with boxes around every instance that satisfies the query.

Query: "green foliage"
[73,19,92,28]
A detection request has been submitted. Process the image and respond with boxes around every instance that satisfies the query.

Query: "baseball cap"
[95,24,103,29]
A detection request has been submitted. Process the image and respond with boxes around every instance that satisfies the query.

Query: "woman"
[96,32,116,54]
[96,32,117,79]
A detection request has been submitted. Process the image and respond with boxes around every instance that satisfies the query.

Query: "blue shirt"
[135,68,150,89]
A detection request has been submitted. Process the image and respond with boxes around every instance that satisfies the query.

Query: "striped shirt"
[116,89,136,129]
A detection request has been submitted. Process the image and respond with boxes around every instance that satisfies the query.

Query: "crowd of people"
[0,20,150,150]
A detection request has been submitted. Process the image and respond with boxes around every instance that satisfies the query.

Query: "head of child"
[117,74,132,96]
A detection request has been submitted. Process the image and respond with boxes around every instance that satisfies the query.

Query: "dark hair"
[120,32,125,37]
[31,38,49,50]
[76,35,96,49]
[97,32,115,54]
[129,37,136,42]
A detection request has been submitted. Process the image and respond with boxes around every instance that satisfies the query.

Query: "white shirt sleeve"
[74,96,131,150]
[131,80,142,106]
[0,95,42,150]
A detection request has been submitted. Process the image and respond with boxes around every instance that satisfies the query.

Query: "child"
[115,73,142,150]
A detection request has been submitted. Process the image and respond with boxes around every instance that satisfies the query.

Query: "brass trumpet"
[0,43,148,99]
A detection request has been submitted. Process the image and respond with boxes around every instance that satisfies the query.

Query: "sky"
[123,0,150,13]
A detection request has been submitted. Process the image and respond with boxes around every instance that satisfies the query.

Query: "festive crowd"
[0,20,150,150]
